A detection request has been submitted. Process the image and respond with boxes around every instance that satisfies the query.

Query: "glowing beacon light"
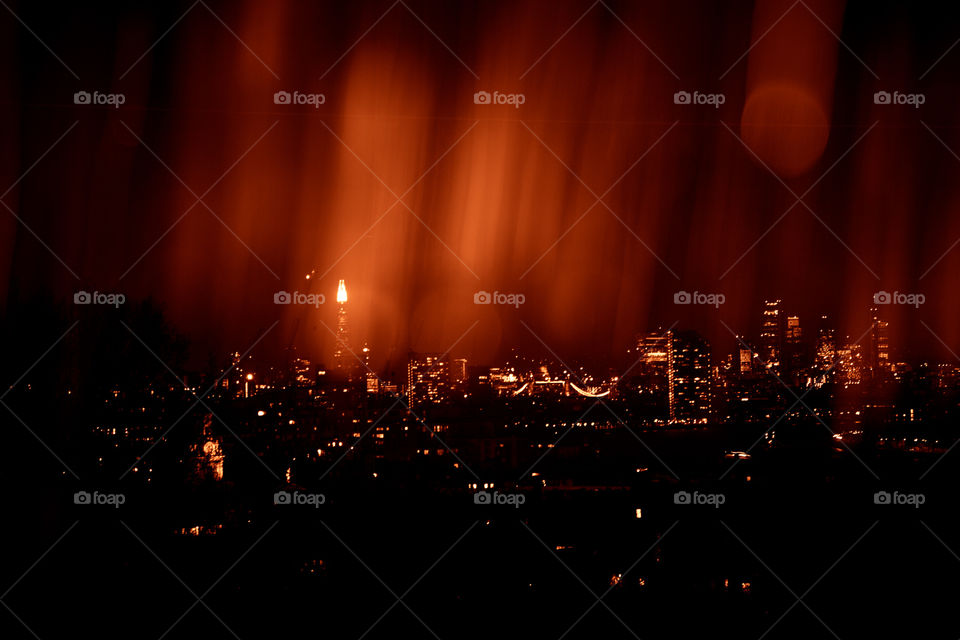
[337,279,347,303]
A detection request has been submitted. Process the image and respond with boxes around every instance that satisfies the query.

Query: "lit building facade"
[784,315,804,375]
[334,279,349,371]
[452,358,468,386]
[870,307,890,372]
[816,315,836,371]
[407,353,450,407]
[668,330,711,423]
[635,330,671,392]
[759,299,782,372]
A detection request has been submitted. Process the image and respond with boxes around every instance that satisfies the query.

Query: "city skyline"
[28,275,954,371]
[5,2,960,638]
[58,280,947,373]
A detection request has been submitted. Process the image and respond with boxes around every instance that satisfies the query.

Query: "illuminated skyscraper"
[816,315,836,371]
[784,315,804,374]
[334,279,349,371]
[668,331,711,424]
[786,316,801,343]
[407,353,450,408]
[739,345,754,375]
[635,330,671,392]
[870,307,890,371]
[637,331,671,368]
[451,358,468,386]
[759,300,782,371]
[293,357,312,387]
[362,342,379,393]
[836,343,866,386]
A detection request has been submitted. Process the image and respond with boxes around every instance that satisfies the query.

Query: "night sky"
[3,0,960,370]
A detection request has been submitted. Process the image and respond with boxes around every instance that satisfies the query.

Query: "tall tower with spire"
[334,279,349,371]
